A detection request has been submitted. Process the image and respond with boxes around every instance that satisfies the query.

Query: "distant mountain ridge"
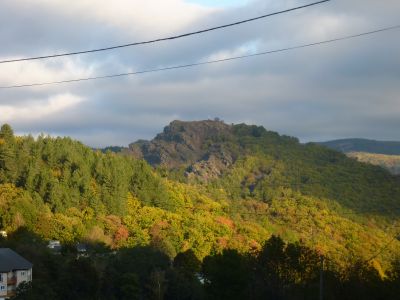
[319,138,400,155]
[347,152,400,175]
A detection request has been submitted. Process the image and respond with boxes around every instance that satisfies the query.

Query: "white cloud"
[0,58,93,87]
[0,93,84,122]
[206,40,260,61]
[30,0,214,35]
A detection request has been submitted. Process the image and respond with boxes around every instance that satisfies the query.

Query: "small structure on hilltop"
[0,248,33,299]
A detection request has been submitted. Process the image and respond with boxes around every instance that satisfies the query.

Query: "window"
[0,285,5,291]
[0,274,2,282]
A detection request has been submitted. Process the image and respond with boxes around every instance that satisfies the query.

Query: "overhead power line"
[365,233,400,262]
[0,0,330,64]
[155,202,400,260]
[1,24,399,90]
[234,207,400,217]
[136,198,400,218]
[144,201,400,261]
[139,189,400,217]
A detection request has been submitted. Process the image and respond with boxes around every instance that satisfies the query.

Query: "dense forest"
[3,229,400,300]
[1,121,400,299]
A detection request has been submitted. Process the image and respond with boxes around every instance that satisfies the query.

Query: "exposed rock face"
[127,119,288,182]
[186,150,234,181]
[128,120,235,179]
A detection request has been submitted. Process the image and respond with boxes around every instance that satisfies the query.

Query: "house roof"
[0,248,33,272]
[76,243,87,252]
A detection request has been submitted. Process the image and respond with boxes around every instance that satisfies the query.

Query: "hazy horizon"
[5,119,399,148]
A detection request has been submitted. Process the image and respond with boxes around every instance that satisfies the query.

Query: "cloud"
[187,0,250,8]
[0,93,84,122]
[0,58,93,87]
[0,0,399,147]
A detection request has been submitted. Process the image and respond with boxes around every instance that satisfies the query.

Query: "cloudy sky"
[0,0,399,147]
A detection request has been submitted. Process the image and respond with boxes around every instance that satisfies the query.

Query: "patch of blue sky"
[186,0,250,8]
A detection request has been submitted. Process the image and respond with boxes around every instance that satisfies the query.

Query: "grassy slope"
[319,138,400,155]
[347,152,400,175]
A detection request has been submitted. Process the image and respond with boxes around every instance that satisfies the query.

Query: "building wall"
[6,272,15,298]
[0,269,32,299]
[0,273,7,297]
[16,269,32,286]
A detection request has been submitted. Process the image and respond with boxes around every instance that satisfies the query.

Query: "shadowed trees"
[2,231,400,300]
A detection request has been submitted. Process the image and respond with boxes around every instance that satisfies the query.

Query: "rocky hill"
[128,120,234,168]
[127,119,298,180]
[126,120,400,216]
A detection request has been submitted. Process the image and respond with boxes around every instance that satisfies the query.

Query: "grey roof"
[76,243,87,252]
[0,248,33,272]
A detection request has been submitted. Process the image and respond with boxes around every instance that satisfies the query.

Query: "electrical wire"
[233,207,400,217]
[144,193,400,261]
[152,199,400,261]
[0,0,330,64]
[365,234,399,262]
[1,24,399,90]
[140,190,400,218]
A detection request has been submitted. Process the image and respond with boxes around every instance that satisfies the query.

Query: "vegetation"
[3,229,400,300]
[1,121,400,299]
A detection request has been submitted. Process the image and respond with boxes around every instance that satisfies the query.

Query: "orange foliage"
[114,226,129,243]
[249,239,261,251]
[216,237,229,249]
[215,216,235,229]
[149,221,170,239]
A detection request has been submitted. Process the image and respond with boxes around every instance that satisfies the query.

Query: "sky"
[0,0,399,147]
[187,0,249,7]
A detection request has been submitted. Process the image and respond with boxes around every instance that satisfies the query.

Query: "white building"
[0,248,32,299]
[47,240,62,253]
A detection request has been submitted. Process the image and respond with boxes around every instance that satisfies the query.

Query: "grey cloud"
[1,0,400,147]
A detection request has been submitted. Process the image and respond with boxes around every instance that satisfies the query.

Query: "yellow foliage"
[52,168,62,178]
[85,226,111,245]
[126,193,142,214]
[371,259,386,279]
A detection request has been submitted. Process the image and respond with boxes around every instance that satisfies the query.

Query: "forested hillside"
[1,122,400,299]
[129,120,400,215]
